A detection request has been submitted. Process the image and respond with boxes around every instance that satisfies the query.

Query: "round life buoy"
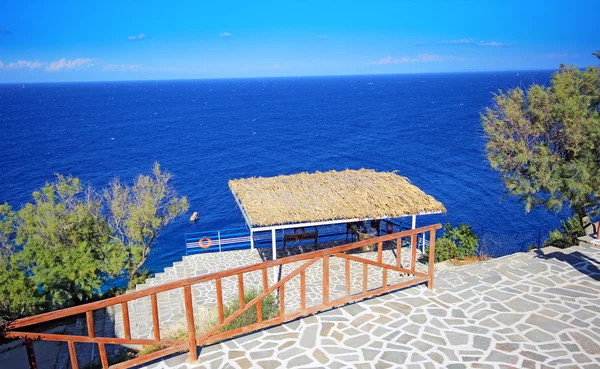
[199,237,212,249]
[293,227,305,234]
[385,222,395,234]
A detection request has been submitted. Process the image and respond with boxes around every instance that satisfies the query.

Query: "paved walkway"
[112,241,426,340]
[140,244,600,369]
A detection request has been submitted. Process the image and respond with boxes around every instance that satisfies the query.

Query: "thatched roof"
[229,169,446,228]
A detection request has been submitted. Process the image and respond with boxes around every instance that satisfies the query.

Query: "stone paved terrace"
[111,241,427,341]
[137,243,600,369]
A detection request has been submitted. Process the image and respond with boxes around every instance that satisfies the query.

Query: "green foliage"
[481,52,600,220]
[139,288,278,356]
[105,163,188,287]
[0,203,16,263]
[14,175,124,307]
[0,204,45,321]
[544,215,585,249]
[430,223,479,262]
[0,163,187,320]
[0,258,46,321]
[220,288,278,333]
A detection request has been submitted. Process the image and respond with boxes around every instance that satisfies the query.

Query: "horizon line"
[0,67,558,85]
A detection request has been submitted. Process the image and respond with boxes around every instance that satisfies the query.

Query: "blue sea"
[0,71,565,272]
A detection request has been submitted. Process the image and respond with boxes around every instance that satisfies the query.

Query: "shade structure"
[229,169,446,229]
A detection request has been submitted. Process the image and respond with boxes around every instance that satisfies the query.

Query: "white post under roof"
[229,169,447,264]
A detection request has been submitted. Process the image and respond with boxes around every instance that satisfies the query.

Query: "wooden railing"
[3,224,441,369]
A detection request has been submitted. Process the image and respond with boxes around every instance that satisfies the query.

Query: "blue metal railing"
[184,219,421,256]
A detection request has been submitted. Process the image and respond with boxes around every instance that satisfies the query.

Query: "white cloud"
[45,58,97,72]
[441,38,473,44]
[220,32,232,37]
[371,55,393,65]
[102,64,142,72]
[128,33,147,41]
[0,60,3,68]
[0,60,43,69]
[478,41,510,47]
[370,53,463,65]
[396,53,445,63]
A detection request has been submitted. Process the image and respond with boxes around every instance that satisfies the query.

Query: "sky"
[0,0,598,83]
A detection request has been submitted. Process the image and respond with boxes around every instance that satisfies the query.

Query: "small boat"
[190,211,199,222]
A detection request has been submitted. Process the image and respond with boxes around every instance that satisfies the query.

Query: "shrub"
[543,215,585,249]
[429,223,479,262]
[139,288,279,356]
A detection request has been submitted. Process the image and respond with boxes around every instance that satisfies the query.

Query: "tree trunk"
[573,203,588,228]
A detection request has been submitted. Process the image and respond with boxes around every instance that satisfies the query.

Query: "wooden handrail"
[6,223,441,330]
[5,224,441,369]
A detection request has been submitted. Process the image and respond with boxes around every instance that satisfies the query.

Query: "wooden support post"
[279,284,285,317]
[68,341,79,369]
[323,256,329,304]
[428,229,436,290]
[24,338,37,369]
[396,237,402,268]
[383,267,388,287]
[86,311,95,338]
[238,274,245,308]
[256,297,263,324]
[411,234,417,271]
[85,310,108,368]
[98,344,108,369]
[262,268,268,292]
[121,302,131,340]
[345,258,350,298]
[151,294,160,341]
[271,229,277,283]
[377,242,383,263]
[300,270,306,310]
[216,279,224,324]
[183,286,198,362]
[363,263,368,293]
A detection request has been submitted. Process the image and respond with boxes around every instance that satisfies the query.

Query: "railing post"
[86,311,108,369]
[300,270,306,310]
[151,294,161,340]
[363,263,368,293]
[216,279,224,324]
[24,338,37,369]
[121,302,131,340]
[323,256,329,304]
[345,258,350,298]
[396,237,402,268]
[238,273,245,308]
[279,284,285,318]
[377,242,383,263]
[428,229,436,290]
[411,233,417,271]
[68,341,79,369]
[183,286,198,362]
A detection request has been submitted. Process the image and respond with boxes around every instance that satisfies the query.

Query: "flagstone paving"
[111,241,426,341]
[136,243,600,369]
